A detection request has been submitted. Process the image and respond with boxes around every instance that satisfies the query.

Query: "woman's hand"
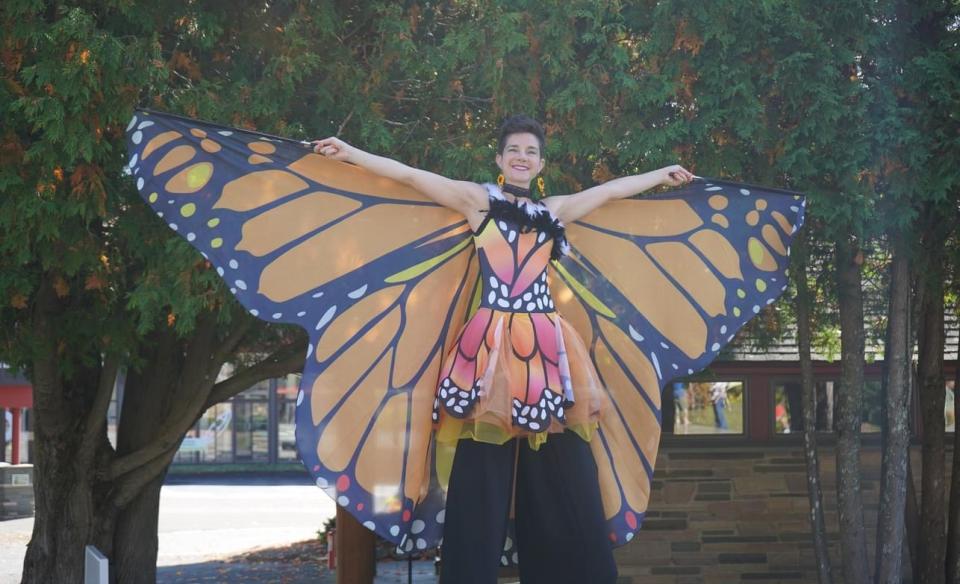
[311,137,353,162]
[659,164,695,187]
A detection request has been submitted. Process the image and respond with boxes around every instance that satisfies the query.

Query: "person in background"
[710,382,729,431]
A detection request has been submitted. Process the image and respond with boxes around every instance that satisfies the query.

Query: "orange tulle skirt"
[433,307,609,449]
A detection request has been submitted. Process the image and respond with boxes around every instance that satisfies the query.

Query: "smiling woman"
[127,109,803,584]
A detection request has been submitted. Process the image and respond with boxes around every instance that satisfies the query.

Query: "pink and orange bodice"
[433,185,606,445]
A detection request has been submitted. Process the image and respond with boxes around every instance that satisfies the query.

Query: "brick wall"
[613,444,953,583]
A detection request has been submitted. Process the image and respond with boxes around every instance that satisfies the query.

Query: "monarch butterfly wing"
[551,179,805,545]
[125,109,479,549]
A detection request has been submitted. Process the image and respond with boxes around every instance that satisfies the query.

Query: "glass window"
[665,380,744,435]
[947,380,956,433]
[234,400,269,462]
[239,379,270,400]
[174,402,234,463]
[278,373,301,461]
[772,379,882,434]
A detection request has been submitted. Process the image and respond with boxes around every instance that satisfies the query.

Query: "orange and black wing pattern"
[125,109,478,552]
[551,180,804,545]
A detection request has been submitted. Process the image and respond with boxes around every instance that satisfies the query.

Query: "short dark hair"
[497,115,546,155]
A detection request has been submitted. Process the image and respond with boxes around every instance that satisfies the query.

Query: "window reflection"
[772,379,883,434]
[666,381,744,435]
[947,380,956,433]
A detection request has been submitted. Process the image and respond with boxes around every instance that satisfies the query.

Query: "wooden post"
[335,504,376,584]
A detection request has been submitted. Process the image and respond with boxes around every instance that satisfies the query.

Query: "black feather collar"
[484,186,569,261]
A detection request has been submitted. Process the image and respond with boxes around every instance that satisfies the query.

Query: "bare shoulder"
[452,180,490,231]
[454,180,489,208]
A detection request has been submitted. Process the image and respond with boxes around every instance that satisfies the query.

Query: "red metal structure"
[0,371,32,465]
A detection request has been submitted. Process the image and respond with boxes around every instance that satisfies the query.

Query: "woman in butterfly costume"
[125,111,805,584]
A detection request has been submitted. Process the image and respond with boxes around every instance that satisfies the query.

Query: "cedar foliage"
[1,1,958,582]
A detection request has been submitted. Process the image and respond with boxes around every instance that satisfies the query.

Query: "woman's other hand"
[311,137,353,162]
[660,165,695,187]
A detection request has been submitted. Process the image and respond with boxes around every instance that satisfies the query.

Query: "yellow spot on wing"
[180,203,196,217]
[165,162,213,194]
[748,237,778,271]
[385,238,471,283]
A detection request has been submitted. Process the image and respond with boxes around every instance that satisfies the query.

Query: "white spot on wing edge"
[315,306,337,331]
[348,284,368,299]
[628,325,644,342]
[650,352,662,380]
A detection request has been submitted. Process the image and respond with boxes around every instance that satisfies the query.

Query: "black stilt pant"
[439,431,617,584]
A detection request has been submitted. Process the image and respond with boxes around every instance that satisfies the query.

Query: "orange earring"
[497,174,505,188]
[537,176,545,198]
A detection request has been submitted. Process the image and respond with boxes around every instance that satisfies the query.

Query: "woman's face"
[496,132,544,188]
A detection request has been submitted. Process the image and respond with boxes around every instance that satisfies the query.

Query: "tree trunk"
[833,237,870,584]
[946,331,960,583]
[21,283,118,583]
[111,324,203,583]
[875,234,912,583]
[917,233,946,584]
[792,234,833,583]
[20,280,306,582]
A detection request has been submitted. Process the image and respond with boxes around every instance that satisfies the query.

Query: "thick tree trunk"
[21,283,118,583]
[946,335,960,583]
[875,235,912,583]
[20,282,306,582]
[833,238,870,584]
[792,235,832,583]
[917,236,946,584]
[111,324,205,583]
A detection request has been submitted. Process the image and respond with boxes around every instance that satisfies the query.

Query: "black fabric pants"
[439,431,617,584]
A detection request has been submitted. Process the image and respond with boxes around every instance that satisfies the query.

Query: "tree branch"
[205,339,307,409]
[208,312,255,373]
[79,353,121,464]
[108,315,221,480]
[112,442,181,510]
[107,335,306,480]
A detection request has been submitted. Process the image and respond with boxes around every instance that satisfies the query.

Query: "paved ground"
[0,473,442,583]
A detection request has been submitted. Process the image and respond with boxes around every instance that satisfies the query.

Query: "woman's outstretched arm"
[312,137,488,227]
[545,165,695,224]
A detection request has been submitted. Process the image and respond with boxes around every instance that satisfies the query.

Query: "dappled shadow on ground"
[157,539,440,583]
[157,539,331,583]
